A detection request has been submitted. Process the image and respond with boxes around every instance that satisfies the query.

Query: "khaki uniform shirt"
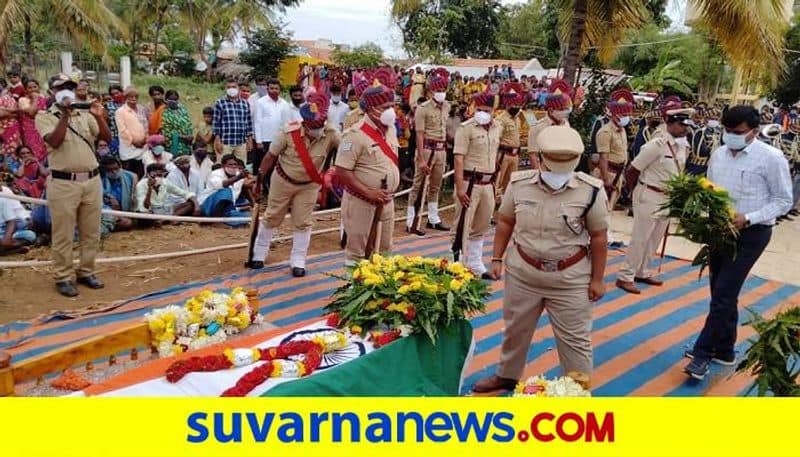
[343,108,363,130]
[335,117,400,193]
[499,170,609,259]
[35,106,99,172]
[631,134,687,192]
[527,116,569,153]
[496,110,521,148]
[596,121,628,165]
[414,100,449,141]
[269,122,341,182]
[515,111,530,148]
[454,118,500,174]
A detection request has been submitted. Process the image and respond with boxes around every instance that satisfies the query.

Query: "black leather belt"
[275,163,312,186]
[423,139,446,150]
[499,145,519,155]
[464,170,494,185]
[51,168,100,181]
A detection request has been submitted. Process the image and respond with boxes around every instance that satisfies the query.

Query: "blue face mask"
[152,146,165,156]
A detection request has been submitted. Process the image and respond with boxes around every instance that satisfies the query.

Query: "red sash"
[289,129,324,185]
[360,122,399,167]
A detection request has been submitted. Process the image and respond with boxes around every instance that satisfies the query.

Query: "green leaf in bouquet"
[446,292,455,324]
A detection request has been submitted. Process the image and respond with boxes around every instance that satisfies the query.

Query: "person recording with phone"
[35,73,111,297]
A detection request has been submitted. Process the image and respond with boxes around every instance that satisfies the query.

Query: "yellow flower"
[447,263,467,275]
[297,362,307,377]
[223,348,235,364]
[727,206,736,218]
[365,299,380,310]
[363,273,385,286]
[387,302,410,313]
[393,271,405,281]
[450,278,464,290]
[272,360,283,377]
[398,285,411,295]
[409,281,422,291]
[352,268,362,280]
[350,325,362,334]
[371,253,384,265]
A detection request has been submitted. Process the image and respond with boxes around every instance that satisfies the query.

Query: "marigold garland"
[163,330,347,397]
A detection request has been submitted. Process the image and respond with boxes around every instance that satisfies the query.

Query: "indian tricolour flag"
[73,319,474,397]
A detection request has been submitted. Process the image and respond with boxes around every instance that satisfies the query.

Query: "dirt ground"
[0,205,455,324]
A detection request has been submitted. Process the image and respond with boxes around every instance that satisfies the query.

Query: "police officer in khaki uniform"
[342,79,371,131]
[472,125,609,393]
[494,83,529,200]
[248,93,341,276]
[335,79,401,266]
[617,102,695,294]
[406,69,450,234]
[527,79,573,169]
[596,89,635,211]
[36,74,112,297]
[452,92,500,279]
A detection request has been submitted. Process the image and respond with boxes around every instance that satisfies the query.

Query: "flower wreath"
[164,330,347,397]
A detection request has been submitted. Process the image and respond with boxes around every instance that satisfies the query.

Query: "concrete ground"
[609,211,800,286]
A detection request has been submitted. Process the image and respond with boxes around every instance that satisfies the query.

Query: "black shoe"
[481,272,497,281]
[405,227,425,236]
[245,260,264,270]
[684,350,696,360]
[711,352,736,366]
[426,222,450,231]
[56,280,79,297]
[291,267,306,277]
[789,209,800,216]
[76,275,104,289]
[683,357,710,380]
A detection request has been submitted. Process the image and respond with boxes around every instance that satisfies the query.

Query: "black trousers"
[692,224,772,359]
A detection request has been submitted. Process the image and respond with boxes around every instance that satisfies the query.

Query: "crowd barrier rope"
[0,168,458,268]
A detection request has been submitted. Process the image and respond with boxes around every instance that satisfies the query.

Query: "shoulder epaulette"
[575,171,603,188]
[510,169,537,183]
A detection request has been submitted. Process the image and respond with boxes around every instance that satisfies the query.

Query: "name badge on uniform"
[341,141,353,152]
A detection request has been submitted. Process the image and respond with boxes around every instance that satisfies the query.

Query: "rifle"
[658,223,670,273]
[364,176,388,259]
[244,173,263,267]
[451,168,477,262]
[409,148,437,233]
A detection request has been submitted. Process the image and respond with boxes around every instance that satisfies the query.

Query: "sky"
[280,0,688,59]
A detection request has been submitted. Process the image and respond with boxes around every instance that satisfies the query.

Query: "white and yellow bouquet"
[513,373,591,397]
[145,287,263,357]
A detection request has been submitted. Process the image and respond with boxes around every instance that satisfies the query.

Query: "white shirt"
[247,93,262,115]
[708,139,793,226]
[165,167,205,207]
[141,150,174,171]
[253,96,290,143]
[286,104,303,123]
[0,186,30,220]
[327,101,350,131]
[189,155,214,184]
[199,168,245,204]
[135,178,194,213]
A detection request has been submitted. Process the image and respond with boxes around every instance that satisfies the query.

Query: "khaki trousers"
[495,153,520,198]
[47,175,102,281]
[263,172,319,231]
[498,246,593,380]
[618,186,669,282]
[222,144,247,164]
[407,148,446,206]
[451,183,494,250]
[341,192,394,263]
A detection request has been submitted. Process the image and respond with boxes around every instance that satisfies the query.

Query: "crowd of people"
[0,61,797,386]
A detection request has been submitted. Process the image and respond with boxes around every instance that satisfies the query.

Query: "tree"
[239,25,293,79]
[177,0,298,79]
[771,15,800,106]
[0,0,124,67]
[558,0,788,87]
[496,0,560,67]
[391,0,503,60]
[630,56,696,98]
[332,42,385,68]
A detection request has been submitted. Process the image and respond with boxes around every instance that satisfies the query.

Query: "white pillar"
[60,52,72,75]
[121,56,131,88]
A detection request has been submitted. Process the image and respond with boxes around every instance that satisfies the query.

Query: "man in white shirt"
[198,154,254,227]
[166,156,205,207]
[253,78,290,177]
[684,105,793,380]
[187,141,214,184]
[248,76,268,116]
[286,85,305,123]
[327,84,350,132]
[136,163,199,216]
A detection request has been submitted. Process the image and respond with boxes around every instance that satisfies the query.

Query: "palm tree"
[559,0,788,86]
[631,56,697,96]
[0,0,124,67]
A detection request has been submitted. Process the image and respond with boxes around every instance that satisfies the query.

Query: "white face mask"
[224,166,239,177]
[675,136,690,149]
[540,171,574,190]
[617,116,631,127]
[226,87,239,98]
[55,89,75,105]
[154,177,164,186]
[723,131,752,151]
[433,92,447,103]
[379,107,396,127]
[331,95,341,104]
[552,108,572,120]
[707,120,720,129]
[474,111,492,125]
